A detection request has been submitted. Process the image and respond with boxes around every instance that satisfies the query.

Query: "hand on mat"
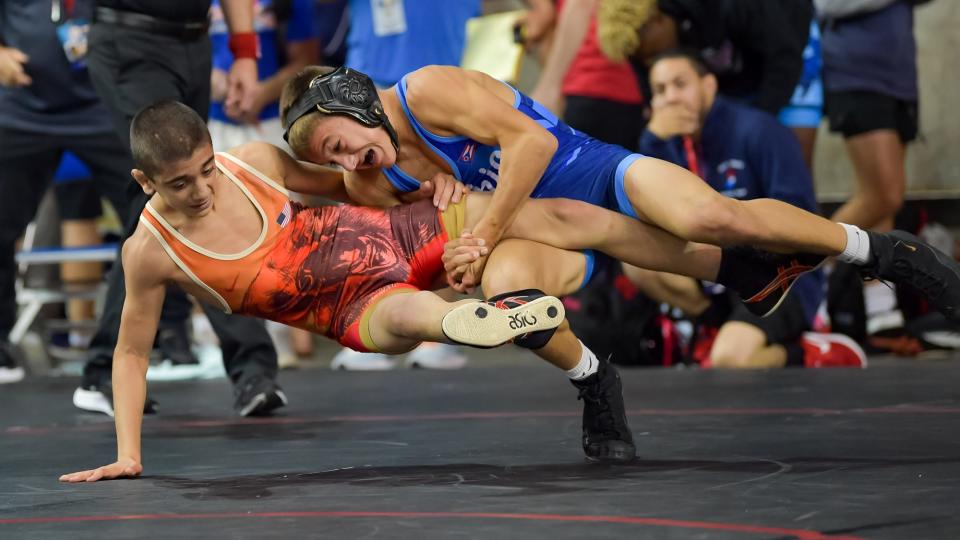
[59,457,142,483]
[410,173,469,211]
[0,46,31,87]
[225,57,259,121]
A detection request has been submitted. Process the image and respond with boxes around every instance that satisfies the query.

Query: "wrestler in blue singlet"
[383,75,644,219]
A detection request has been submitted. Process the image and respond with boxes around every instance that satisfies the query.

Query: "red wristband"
[229,32,260,60]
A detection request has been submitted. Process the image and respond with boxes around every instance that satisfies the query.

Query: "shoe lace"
[576,383,620,438]
[894,259,946,298]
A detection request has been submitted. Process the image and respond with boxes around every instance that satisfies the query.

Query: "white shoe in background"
[0,365,25,384]
[405,343,468,370]
[72,386,114,416]
[330,348,398,370]
[864,281,904,335]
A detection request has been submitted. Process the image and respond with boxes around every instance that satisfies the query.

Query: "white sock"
[836,224,872,265]
[566,341,599,381]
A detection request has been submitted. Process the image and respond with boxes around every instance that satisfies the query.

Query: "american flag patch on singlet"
[276,201,292,228]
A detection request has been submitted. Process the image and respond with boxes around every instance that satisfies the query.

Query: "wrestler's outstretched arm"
[59,236,169,483]
[451,193,722,289]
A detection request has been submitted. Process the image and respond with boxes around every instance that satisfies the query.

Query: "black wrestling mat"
[3,360,960,539]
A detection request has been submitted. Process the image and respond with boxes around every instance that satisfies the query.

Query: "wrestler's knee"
[683,195,740,245]
[481,241,537,296]
[378,292,429,338]
[709,349,755,369]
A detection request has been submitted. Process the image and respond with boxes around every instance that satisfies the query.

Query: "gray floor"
[2,349,960,539]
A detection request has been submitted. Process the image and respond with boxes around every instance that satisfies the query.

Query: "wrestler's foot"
[441,289,565,348]
[727,247,826,318]
[860,230,960,323]
[571,356,636,463]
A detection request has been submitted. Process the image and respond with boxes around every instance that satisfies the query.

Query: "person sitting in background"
[634,49,866,369]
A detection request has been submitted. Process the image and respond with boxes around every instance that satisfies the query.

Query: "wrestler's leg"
[363,291,477,354]
[479,238,636,463]
[364,288,565,354]
[463,193,720,281]
[622,157,847,254]
[480,239,587,370]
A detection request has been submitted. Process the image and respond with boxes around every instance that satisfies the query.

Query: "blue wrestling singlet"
[383,75,643,217]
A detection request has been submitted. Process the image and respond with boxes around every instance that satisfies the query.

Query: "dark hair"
[649,48,711,76]
[130,100,211,178]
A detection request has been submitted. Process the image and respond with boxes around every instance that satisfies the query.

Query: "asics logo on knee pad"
[509,313,538,330]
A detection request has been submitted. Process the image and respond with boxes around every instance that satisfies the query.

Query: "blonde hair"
[280,65,337,159]
[597,0,657,62]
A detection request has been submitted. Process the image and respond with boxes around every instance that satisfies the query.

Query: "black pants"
[563,95,645,150]
[81,22,276,386]
[0,128,132,338]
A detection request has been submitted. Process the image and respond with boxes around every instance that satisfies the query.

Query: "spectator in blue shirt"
[635,49,865,369]
[343,0,481,88]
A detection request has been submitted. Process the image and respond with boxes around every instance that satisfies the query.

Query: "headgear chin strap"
[282,66,400,151]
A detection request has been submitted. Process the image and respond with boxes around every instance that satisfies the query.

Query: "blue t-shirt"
[383,75,637,211]
[821,1,918,101]
[209,0,316,123]
[639,97,825,323]
[345,0,481,87]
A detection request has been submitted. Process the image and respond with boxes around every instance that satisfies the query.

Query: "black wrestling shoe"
[861,230,960,324]
[441,289,565,348]
[722,247,826,318]
[234,375,288,417]
[72,380,159,417]
[570,356,636,463]
[156,324,199,365]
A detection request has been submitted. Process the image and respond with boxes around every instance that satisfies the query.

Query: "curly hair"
[597,0,657,62]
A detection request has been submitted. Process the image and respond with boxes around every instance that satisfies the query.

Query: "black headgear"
[282,66,399,151]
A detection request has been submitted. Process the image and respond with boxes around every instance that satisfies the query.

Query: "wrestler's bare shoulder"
[406,65,487,86]
[123,225,177,285]
[223,141,286,179]
[404,66,514,105]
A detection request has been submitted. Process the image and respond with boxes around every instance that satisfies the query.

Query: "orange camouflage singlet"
[139,153,463,352]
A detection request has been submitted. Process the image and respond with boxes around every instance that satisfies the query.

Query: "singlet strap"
[138,215,233,313]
